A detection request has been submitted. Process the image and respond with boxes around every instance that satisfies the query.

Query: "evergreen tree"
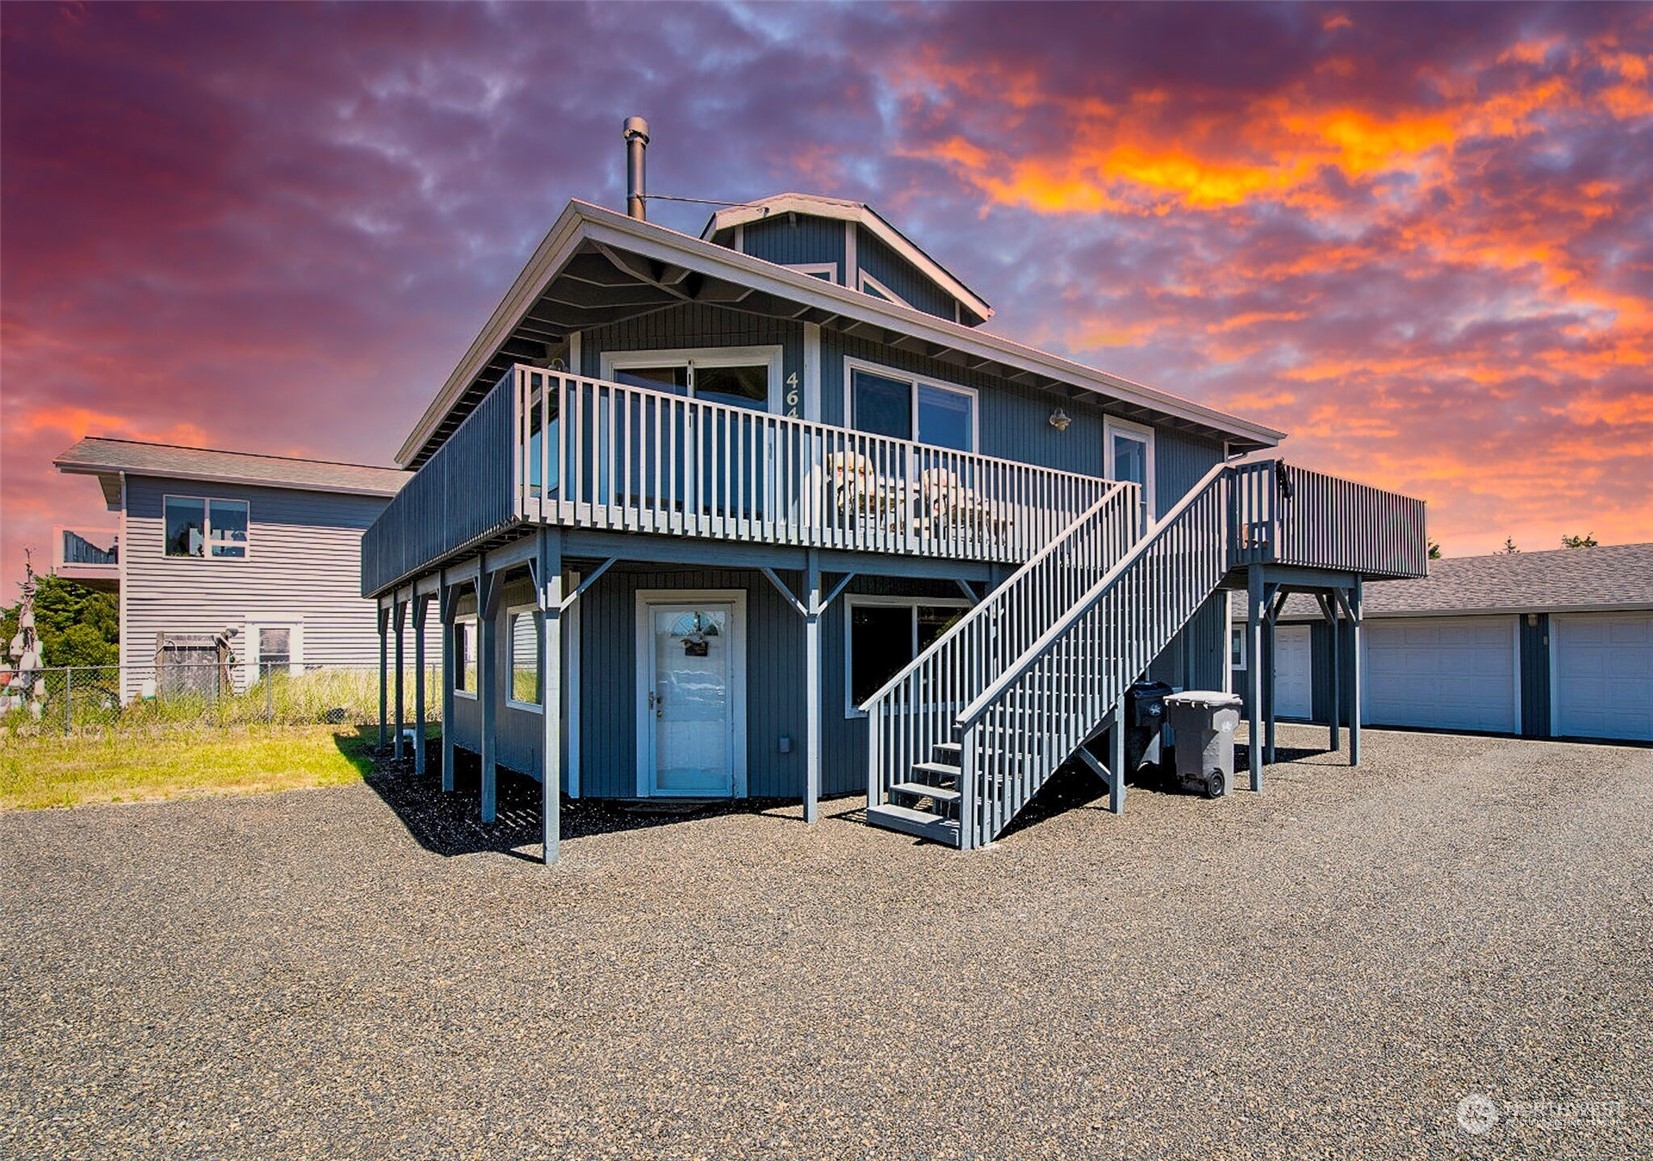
[0,572,119,667]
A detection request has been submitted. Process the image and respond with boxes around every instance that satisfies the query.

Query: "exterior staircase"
[864,460,1263,849]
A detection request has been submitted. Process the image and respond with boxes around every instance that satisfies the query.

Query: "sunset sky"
[3,1,1650,593]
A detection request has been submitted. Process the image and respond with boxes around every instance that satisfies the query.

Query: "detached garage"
[1232,542,1653,743]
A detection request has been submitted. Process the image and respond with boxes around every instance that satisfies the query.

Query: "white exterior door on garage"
[1362,617,1519,734]
[1552,613,1653,742]
[1273,624,1313,719]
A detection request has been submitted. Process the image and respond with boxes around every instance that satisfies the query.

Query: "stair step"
[866,803,961,846]
[933,742,961,760]
[890,780,961,803]
[912,760,962,781]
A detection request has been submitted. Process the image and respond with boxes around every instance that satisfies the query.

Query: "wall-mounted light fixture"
[1049,408,1072,432]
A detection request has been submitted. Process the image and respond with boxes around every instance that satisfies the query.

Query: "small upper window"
[787,263,837,282]
[858,271,913,309]
[164,497,249,558]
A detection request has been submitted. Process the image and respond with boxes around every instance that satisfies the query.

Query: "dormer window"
[787,263,837,282]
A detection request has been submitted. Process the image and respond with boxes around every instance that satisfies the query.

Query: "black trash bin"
[1124,680,1174,777]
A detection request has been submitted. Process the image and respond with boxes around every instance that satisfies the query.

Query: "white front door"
[1273,624,1313,719]
[638,595,746,797]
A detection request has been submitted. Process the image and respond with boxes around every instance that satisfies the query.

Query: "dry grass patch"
[0,723,397,810]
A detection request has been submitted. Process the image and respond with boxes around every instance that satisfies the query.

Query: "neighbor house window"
[164,496,249,558]
[507,606,541,709]
[845,597,970,715]
[454,615,477,697]
[1231,626,1246,668]
[847,361,976,452]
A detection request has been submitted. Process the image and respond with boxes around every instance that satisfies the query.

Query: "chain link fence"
[0,662,443,734]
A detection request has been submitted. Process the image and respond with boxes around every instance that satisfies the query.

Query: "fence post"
[266,664,274,722]
[65,667,73,734]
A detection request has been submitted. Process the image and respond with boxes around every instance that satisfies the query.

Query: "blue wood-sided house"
[363,152,1427,860]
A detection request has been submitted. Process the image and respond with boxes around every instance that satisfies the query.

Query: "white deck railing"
[861,482,1141,823]
[512,368,1113,566]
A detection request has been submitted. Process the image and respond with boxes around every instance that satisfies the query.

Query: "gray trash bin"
[1164,690,1242,799]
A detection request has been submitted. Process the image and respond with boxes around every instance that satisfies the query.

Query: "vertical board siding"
[741,216,846,276]
[122,476,428,696]
[854,227,956,321]
[1520,613,1551,738]
[1154,428,1225,520]
[576,564,804,799]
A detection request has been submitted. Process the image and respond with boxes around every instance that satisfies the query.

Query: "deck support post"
[412,593,429,775]
[1322,593,1340,755]
[1263,584,1279,765]
[439,582,457,793]
[536,529,564,865]
[1349,578,1363,767]
[1109,697,1126,814]
[1246,565,1264,791]
[478,562,500,824]
[392,596,406,763]
[376,604,389,751]
[804,549,822,825]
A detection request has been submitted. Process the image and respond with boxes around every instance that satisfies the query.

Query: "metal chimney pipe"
[623,116,649,221]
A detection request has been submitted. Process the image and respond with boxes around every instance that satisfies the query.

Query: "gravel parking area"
[3,726,1649,1159]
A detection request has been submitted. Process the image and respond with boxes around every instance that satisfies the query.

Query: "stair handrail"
[953,460,1236,847]
[862,480,1142,817]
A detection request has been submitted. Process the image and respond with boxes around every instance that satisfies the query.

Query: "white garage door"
[1552,613,1653,741]
[1273,625,1313,719]
[1363,618,1518,734]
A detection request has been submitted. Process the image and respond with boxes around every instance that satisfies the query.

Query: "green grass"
[0,723,414,810]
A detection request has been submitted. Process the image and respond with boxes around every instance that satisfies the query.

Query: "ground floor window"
[454,615,477,697]
[1230,625,1247,668]
[507,606,540,709]
[845,596,970,715]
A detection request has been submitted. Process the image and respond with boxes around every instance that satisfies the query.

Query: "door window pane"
[850,605,916,705]
[851,369,913,441]
[164,497,206,557]
[208,500,249,558]
[694,364,768,410]
[917,384,973,451]
[258,628,291,676]
[1111,433,1147,487]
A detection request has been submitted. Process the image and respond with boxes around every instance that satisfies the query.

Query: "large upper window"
[847,362,976,452]
[845,597,970,715]
[602,346,783,413]
[164,496,249,558]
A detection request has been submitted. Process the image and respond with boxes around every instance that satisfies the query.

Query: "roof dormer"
[701,193,992,327]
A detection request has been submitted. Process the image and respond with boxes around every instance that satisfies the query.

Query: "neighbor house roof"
[1234,542,1653,620]
[699,191,995,321]
[398,198,1286,467]
[55,438,410,506]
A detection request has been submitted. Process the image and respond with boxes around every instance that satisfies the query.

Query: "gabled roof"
[700,192,994,322]
[1235,542,1653,620]
[54,438,410,500]
[398,198,1285,467]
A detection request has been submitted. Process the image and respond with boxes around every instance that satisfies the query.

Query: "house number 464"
[785,371,799,417]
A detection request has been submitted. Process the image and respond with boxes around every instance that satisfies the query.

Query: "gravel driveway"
[3,726,1649,1159]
